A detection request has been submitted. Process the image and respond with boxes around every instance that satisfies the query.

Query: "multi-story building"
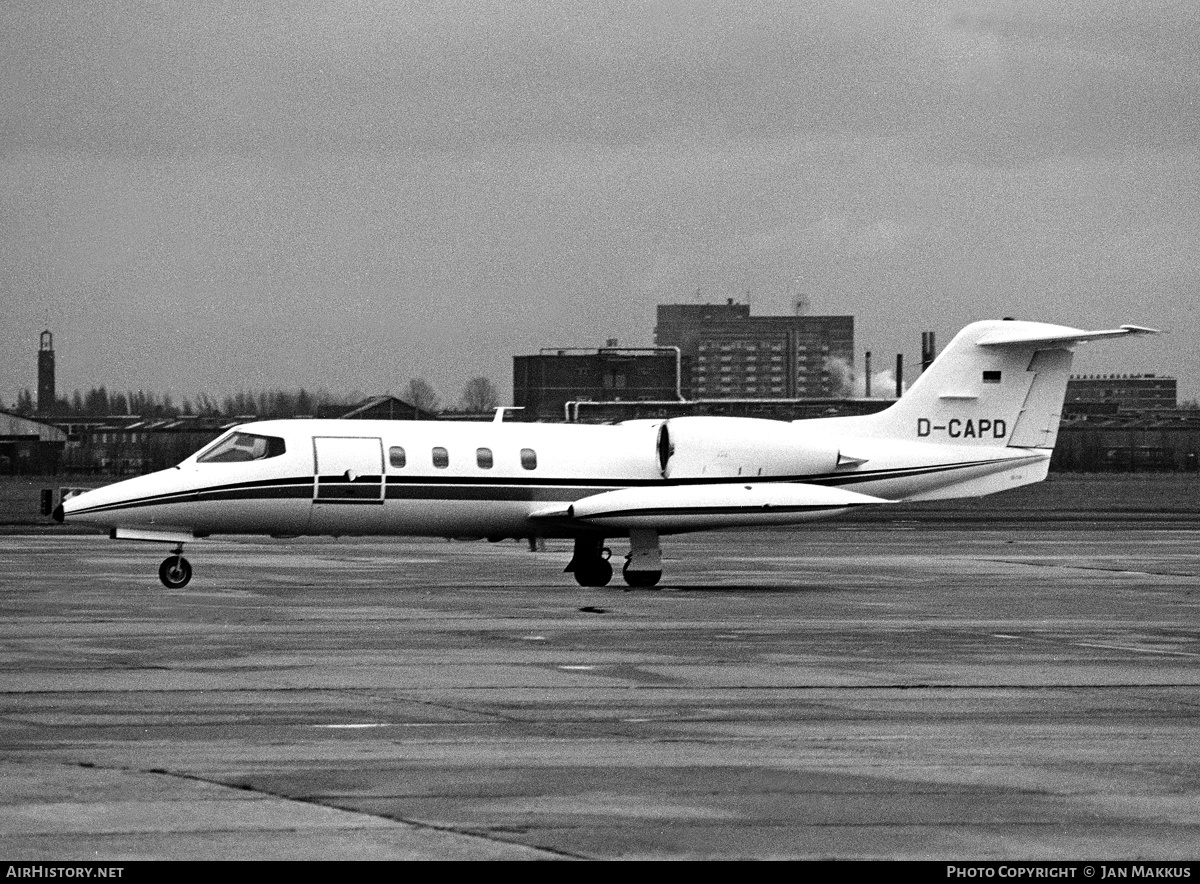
[513,347,681,423]
[654,301,854,399]
[1065,374,1177,412]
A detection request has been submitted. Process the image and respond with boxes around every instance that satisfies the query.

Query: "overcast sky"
[3,0,1197,408]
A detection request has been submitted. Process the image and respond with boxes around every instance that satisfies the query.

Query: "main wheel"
[622,563,662,588]
[159,555,193,589]
[573,558,613,587]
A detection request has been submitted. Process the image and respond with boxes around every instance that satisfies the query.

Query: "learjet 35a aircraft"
[55,319,1157,588]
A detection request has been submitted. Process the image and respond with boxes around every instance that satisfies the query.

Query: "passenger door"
[313,437,385,504]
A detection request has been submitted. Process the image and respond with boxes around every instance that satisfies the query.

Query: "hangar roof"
[0,411,68,442]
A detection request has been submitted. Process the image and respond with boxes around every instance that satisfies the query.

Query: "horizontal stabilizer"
[976,324,1159,347]
[530,483,890,532]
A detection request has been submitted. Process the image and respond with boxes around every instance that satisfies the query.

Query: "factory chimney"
[37,330,55,413]
[895,354,903,399]
[921,331,937,373]
[864,351,872,398]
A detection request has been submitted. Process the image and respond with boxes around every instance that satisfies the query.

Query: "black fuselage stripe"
[68,483,314,516]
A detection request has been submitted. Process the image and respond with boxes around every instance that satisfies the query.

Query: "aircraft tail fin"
[820,320,1158,449]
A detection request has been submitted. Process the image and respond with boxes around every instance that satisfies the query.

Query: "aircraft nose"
[52,504,64,523]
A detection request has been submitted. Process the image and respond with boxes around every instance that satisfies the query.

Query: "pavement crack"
[134,764,586,859]
[983,558,1198,577]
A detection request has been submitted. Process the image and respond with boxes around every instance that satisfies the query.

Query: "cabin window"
[432,446,449,468]
[476,447,493,469]
[520,448,537,470]
[983,370,1002,384]
[389,446,406,468]
[197,432,286,463]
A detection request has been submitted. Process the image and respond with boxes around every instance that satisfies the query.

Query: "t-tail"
[801,319,1158,501]
[827,319,1158,449]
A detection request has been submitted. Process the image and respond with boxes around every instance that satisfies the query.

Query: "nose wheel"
[159,547,193,588]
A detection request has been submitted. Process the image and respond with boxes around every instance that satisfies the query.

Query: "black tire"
[622,564,661,588]
[573,558,613,587]
[159,556,192,589]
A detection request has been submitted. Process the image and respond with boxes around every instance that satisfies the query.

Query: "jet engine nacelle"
[657,416,839,480]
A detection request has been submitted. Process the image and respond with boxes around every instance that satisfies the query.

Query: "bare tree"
[459,376,500,413]
[404,378,440,415]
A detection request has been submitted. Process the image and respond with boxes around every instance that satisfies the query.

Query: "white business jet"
[55,319,1156,589]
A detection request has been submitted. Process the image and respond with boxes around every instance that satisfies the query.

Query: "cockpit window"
[197,432,286,463]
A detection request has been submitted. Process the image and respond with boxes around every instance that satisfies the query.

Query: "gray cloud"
[7,2,1195,158]
[2,1,1196,403]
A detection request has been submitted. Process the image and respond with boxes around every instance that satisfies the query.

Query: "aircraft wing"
[976,323,1160,347]
[530,482,891,532]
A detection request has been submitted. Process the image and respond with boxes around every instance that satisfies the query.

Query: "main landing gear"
[566,530,663,589]
[158,544,192,589]
[565,537,613,587]
[622,528,662,588]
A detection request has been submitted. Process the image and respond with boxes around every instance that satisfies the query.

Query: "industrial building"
[513,305,888,423]
[1065,374,1177,413]
[557,396,890,424]
[317,395,439,421]
[512,346,681,423]
[1054,412,1200,471]
[654,301,855,399]
[0,411,67,474]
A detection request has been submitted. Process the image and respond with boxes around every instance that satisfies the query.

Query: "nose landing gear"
[158,544,192,588]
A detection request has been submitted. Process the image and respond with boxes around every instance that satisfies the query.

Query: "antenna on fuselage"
[493,406,525,423]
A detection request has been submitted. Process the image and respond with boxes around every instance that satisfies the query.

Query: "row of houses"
[2,396,438,476]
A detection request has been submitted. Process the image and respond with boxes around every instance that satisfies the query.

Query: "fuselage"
[59,416,1048,540]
